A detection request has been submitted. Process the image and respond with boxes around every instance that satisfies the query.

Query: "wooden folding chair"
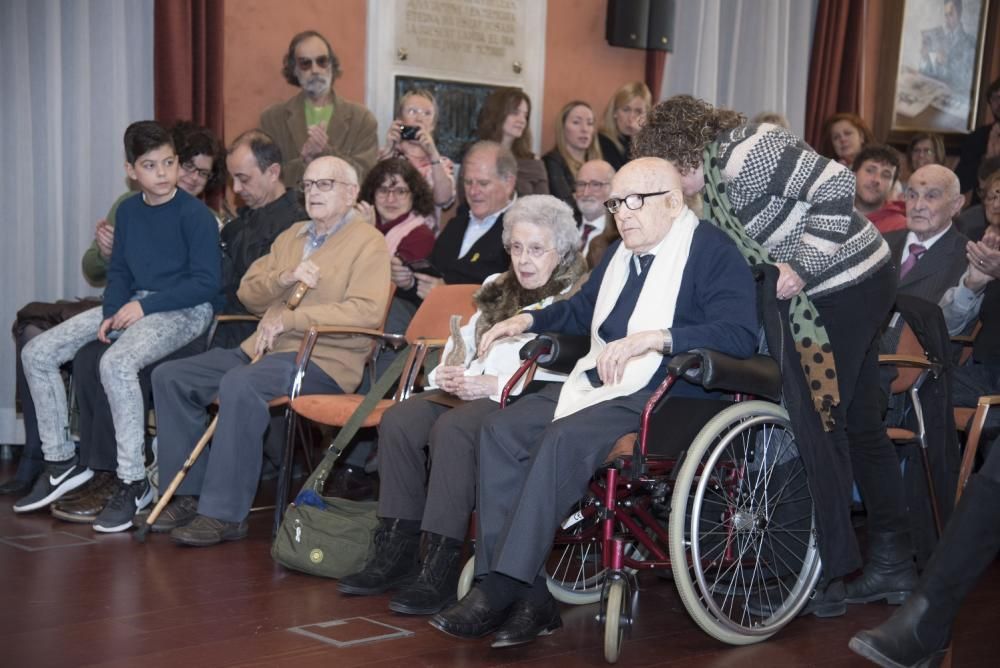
[275,283,480,529]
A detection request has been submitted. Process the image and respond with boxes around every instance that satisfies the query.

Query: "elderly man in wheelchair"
[428,157,760,648]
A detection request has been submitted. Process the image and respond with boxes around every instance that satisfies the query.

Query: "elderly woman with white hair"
[338,195,586,616]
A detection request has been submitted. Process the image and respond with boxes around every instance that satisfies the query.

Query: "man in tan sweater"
[150,156,391,546]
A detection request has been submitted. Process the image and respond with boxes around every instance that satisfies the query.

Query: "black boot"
[850,475,1000,667]
[845,530,919,605]
[337,518,420,595]
[390,532,463,615]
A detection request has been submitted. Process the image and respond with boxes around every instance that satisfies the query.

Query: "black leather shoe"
[50,471,117,523]
[0,477,32,496]
[429,587,512,639]
[491,596,562,648]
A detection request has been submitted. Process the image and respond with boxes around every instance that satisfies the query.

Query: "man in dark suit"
[393,141,515,299]
[884,164,968,305]
[429,158,758,648]
[260,31,377,187]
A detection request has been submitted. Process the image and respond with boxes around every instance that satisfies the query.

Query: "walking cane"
[134,281,310,542]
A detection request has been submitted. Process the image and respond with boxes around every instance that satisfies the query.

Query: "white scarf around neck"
[553,207,699,420]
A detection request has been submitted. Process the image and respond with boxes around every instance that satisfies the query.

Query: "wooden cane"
[134,280,310,542]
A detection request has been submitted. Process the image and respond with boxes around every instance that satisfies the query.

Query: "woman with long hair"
[542,100,602,205]
[598,81,652,170]
[474,87,548,196]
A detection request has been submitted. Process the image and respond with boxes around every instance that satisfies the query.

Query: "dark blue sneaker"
[13,456,93,513]
[93,478,153,533]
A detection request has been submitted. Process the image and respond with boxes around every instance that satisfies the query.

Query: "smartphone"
[407,258,443,278]
[400,125,420,141]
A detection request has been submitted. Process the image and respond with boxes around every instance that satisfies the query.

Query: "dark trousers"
[475,383,650,583]
[151,348,341,523]
[813,263,906,535]
[377,394,498,541]
[12,325,45,482]
[952,362,1000,432]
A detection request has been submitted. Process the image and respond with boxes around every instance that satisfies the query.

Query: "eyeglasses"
[604,190,673,214]
[508,243,554,258]
[375,186,411,199]
[402,106,434,118]
[300,179,351,192]
[985,191,1000,206]
[181,161,211,180]
[296,55,331,71]
[574,180,610,192]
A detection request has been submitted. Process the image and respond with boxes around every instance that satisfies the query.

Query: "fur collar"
[473,253,588,345]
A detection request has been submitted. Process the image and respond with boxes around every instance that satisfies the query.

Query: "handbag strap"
[305,345,412,492]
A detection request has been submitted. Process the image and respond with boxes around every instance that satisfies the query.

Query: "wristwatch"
[660,329,672,355]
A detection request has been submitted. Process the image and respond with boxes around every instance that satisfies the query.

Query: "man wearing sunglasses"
[429,158,758,648]
[261,30,377,188]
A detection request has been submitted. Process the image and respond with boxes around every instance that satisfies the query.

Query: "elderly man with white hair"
[430,157,759,648]
[150,156,390,546]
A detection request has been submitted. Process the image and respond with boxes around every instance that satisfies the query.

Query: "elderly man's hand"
[390,256,416,290]
[478,313,534,358]
[414,272,443,300]
[596,330,661,386]
[254,304,286,357]
[280,259,321,289]
[95,219,114,260]
[301,125,329,163]
[775,263,806,300]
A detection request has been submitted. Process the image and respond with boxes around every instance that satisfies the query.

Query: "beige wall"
[222,0,647,156]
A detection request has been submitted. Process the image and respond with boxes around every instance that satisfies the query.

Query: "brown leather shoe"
[50,471,117,523]
[170,514,248,547]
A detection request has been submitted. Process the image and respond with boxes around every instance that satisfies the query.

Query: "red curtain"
[646,51,667,102]
[804,0,865,151]
[153,0,225,141]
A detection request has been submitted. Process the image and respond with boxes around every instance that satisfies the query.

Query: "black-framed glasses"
[180,161,211,180]
[296,55,331,71]
[604,190,673,214]
[300,179,350,193]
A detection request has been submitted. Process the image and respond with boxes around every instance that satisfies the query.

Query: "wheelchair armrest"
[531,334,590,374]
[670,348,782,402]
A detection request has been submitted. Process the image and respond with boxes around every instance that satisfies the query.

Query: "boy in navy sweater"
[13,121,222,532]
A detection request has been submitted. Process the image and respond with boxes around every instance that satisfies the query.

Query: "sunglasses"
[296,55,331,71]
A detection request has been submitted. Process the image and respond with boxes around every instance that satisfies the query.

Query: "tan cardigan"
[237,218,391,393]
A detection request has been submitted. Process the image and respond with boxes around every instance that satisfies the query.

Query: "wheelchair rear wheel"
[668,401,821,645]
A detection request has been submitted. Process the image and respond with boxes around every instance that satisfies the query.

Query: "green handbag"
[271,491,378,579]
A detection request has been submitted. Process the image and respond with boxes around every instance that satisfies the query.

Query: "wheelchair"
[460,333,822,663]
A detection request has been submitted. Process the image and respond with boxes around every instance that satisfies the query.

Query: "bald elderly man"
[430,158,759,647]
[884,164,969,304]
[150,156,390,546]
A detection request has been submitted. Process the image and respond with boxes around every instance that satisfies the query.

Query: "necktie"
[586,254,655,387]
[898,243,927,279]
[580,223,597,249]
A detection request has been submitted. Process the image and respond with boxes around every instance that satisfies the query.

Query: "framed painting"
[879,0,992,140]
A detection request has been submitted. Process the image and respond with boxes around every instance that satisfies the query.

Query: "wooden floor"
[1,460,997,668]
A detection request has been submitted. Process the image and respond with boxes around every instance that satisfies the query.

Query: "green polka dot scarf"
[702,143,840,430]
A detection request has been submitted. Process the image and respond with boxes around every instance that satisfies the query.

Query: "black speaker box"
[606,0,674,52]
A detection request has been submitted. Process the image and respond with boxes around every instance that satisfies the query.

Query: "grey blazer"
[885,224,969,305]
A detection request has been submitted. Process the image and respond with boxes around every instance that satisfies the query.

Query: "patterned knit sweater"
[714,123,889,297]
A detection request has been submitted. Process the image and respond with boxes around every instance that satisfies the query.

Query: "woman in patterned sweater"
[634,95,909,617]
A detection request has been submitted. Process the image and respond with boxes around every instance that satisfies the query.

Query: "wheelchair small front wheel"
[668,400,822,645]
[602,578,628,663]
[456,556,475,600]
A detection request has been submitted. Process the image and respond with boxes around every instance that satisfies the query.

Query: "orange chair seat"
[887,427,917,441]
[605,433,637,464]
[954,407,975,432]
[291,394,395,428]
